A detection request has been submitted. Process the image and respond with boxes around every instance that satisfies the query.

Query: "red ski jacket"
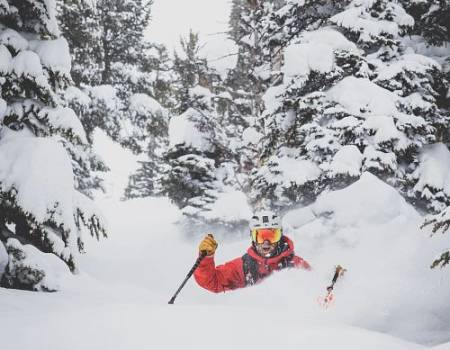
[194,235,311,293]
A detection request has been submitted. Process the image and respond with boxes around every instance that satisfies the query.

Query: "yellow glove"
[199,234,218,256]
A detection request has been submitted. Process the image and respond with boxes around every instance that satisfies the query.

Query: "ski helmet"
[249,210,281,231]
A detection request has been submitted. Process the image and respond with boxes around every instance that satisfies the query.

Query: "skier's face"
[255,240,277,258]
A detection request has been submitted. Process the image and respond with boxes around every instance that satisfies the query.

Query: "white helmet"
[249,210,281,230]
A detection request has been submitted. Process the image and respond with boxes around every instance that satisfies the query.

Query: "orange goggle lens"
[251,228,282,244]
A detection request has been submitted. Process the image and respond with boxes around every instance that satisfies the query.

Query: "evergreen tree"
[148,33,233,225]
[227,0,274,119]
[123,94,169,198]
[57,0,103,86]
[249,0,450,212]
[161,88,228,224]
[97,0,152,87]
[400,0,450,47]
[422,207,450,268]
[0,0,107,291]
[59,0,170,153]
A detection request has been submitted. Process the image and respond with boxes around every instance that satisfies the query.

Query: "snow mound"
[276,172,450,345]
[314,172,413,226]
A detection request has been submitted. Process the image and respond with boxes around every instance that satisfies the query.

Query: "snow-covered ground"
[1,132,449,350]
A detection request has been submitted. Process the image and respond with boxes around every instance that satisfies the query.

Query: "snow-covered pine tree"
[97,0,151,88]
[123,94,169,198]
[57,0,103,86]
[400,0,450,47]
[408,0,450,269]
[151,32,239,227]
[222,1,278,204]
[57,1,108,197]
[60,0,170,156]
[0,0,107,291]
[121,45,175,198]
[422,207,450,269]
[140,42,176,111]
[227,0,275,120]
[249,0,450,212]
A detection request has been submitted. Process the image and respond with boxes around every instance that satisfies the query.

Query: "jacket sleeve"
[292,255,312,270]
[194,255,246,293]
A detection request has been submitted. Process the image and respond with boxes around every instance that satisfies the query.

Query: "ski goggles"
[251,228,282,244]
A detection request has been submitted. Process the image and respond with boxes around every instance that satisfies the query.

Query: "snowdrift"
[1,146,449,349]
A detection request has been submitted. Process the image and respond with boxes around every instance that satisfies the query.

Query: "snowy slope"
[1,134,449,349]
[0,195,430,350]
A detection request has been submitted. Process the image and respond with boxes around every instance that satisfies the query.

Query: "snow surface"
[1,135,450,349]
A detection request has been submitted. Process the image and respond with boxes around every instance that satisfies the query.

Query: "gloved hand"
[199,234,218,256]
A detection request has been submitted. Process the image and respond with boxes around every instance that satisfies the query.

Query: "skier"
[194,211,311,293]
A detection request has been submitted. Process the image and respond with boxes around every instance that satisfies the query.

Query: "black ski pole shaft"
[327,265,345,291]
[168,251,207,305]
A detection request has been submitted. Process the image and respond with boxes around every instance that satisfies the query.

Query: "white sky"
[145,0,237,74]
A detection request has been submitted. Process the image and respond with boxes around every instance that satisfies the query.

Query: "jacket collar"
[247,235,295,264]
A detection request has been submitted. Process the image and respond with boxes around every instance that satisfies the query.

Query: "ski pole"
[168,251,207,305]
[318,265,346,308]
[327,265,345,291]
